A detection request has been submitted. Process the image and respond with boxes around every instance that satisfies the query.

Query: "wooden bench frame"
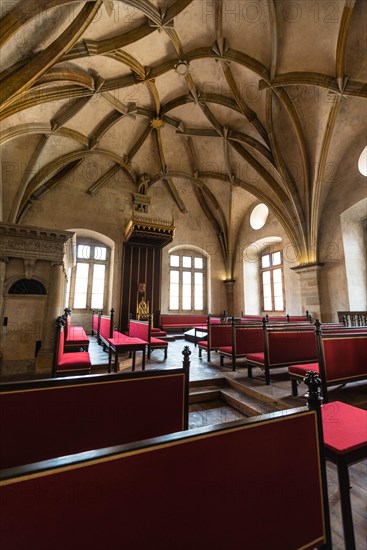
[197,318,232,362]
[52,317,91,377]
[246,319,317,384]
[0,395,332,550]
[289,322,367,401]
[96,309,148,372]
[92,309,102,339]
[159,313,209,332]
[0,355,190,470]
[218,319,264,371]
[129,315,168,360]
[62,308,89,352]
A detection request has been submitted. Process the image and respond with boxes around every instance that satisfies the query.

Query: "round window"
[358,146,367,177]
[250,203,269,230]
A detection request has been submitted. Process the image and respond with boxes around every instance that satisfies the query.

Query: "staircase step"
[225,376,290,405]
[220,387,280,417]
[189,377,226,389]
[189,389,222,403]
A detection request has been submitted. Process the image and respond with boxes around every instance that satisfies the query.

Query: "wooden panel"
[120,244,161,331]
[0,410,327,550]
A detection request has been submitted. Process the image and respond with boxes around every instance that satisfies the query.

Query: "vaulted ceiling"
[1,0,366,272]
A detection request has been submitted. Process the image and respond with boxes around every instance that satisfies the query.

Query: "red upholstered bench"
[198,322,232,362]
[322,401,367,549]
[218,322,263,371]
[129,317,168,360]
[63,309,89,352]
[160,314,208,332]
[246,321,317,384]
[53,318,91,377]
[289,323,367,400]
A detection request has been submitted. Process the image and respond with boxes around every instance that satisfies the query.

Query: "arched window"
[67,240,109,311]
[8,279,46,295]
[260,248,285,312]
[169,250,207,312]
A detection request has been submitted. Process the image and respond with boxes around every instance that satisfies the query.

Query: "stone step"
[189,377,226,389]
[189,388,222,403]
[225,374,294,406]
[220,387,280,417]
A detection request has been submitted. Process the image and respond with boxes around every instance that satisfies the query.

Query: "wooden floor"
[89,335,367,550]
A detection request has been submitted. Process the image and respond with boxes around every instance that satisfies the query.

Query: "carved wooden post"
[110,308,115,338]
[182,346,191,430]
[52,316,64,378]
[304,370,332,550]
[262,316,270,384]
[231,316,236,372]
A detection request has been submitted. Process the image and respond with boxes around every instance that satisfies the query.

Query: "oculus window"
[250,203,269,230]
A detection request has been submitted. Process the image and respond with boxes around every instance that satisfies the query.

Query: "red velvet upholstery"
[236,326,263,355]
[289,329,367,398]
[197,324,232,361]
[322,335,367,383]
[160,314,207,330]
[219,326,264,369]
[129,320,148,340]
[267,330,316,364]
[245,352,265,365]
[322,401,367,454]
[0,372,186,470]
[129,320,168,358]
[151,327,167,337]
[99,315,111,341]
[65,326,89,346]
[150,336,168,347]
[288,362,319,376]
[57,328,91,374]
[0,410,327,550]
[209,324,232,347]
[57,352,91,372]
[218,345,232,354]
[63,313,89,351]
[109,334,147,346]
[92,313,99,333]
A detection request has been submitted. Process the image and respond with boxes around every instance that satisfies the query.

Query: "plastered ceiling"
[0,0,366,268]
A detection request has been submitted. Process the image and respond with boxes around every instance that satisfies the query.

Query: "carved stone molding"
[291,262,324,274]
[0,222,75,265]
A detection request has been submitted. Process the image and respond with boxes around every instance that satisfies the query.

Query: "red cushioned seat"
[246,352,264,365]
[108,335,148,346]
[322,401,367,454]
[151,328,167,337]
[288,362,319,376]
[57,352,91,372]
[197,341,208,348]
[218,346,232,354]
[150,337,168,347]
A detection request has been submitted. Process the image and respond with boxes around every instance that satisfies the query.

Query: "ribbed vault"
[1,0,366,278]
